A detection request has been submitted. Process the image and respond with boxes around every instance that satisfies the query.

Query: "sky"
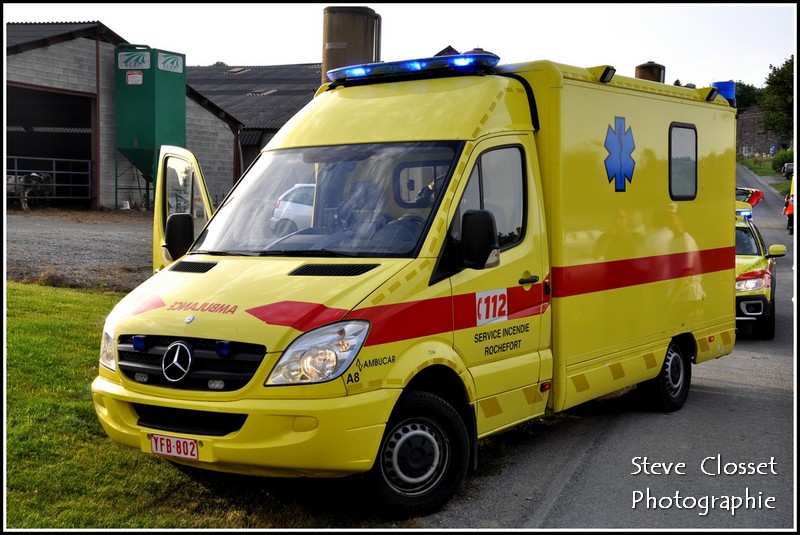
[3,3,797,88]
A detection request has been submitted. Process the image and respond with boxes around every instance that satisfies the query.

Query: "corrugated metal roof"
[6,21,127,52]
[186,64,321,130]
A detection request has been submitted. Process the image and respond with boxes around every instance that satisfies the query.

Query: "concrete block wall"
[6,38,99,93]
[186,100,236,207]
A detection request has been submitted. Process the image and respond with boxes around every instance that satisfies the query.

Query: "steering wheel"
[373,214,426,243]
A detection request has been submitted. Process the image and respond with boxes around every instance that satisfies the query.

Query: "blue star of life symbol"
[604,117,636,192]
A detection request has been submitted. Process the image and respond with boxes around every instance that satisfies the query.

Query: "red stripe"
[551,246,734,298]
[245,280,552,346]
[246,301,348,331]
[354,297,454,346]
[359,282,551,345]
[132,294,166,315]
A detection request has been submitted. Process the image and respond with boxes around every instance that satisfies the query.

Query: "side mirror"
[766,244,787,258]
[164,213,194,261]
[461,209,500,269]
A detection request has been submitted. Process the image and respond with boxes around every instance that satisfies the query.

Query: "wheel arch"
[674,332,698,364]
[402,364,479,472]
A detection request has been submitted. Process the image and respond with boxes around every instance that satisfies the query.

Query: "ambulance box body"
[92,51,736,516]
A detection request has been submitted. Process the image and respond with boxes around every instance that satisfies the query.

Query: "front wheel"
[367,391,469,518]
[640,341,691,412]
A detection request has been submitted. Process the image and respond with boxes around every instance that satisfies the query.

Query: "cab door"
[449,136,550,435]
[152,145,215,273]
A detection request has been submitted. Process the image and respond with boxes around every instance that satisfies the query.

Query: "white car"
[269,184,315,236]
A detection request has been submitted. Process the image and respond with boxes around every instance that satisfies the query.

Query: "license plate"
[149,433,198,460]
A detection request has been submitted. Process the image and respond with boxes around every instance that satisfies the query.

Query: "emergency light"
[326,50,501,82]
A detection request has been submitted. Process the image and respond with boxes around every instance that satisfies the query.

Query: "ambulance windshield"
[191,142,460,258]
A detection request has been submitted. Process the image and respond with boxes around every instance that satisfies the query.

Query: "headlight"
[99,323,117,371]
[735,270,769,292]
[266,321,369,385]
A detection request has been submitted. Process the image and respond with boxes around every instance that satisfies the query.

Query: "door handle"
[518,275,539,285]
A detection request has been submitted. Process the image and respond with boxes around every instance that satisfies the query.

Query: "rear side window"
[669,123,697,200]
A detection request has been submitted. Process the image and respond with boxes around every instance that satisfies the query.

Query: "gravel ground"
[5,207,154,293]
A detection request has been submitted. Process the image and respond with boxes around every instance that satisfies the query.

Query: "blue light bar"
[736,207,753,220]
[326,51,501,82]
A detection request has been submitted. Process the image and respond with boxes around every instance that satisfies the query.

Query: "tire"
[275,219,298,237]
[641,341,691,412]
[367,390,469,518]
[755,304,776,340]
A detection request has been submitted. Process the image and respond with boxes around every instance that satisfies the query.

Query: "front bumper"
[735,294,770,322]
[91,376,400,477]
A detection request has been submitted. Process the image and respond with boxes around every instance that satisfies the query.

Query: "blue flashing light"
[711,80,737,107]
[132,335,147,352]
[326,51,501,82]
[216,340,232,358]
[736,207,753,220]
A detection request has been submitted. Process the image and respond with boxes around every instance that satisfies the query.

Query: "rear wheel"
[367,390,469,518]
[640,341,691,412]
[275,219,298,237]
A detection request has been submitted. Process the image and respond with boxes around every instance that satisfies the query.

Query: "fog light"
[208,379,225,390]
[134,373,149,383]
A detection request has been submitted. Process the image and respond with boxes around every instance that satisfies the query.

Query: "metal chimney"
[321,6,382,85]
[635,61,665,83]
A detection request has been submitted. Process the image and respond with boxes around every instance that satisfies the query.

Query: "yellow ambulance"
[92,50,737,516]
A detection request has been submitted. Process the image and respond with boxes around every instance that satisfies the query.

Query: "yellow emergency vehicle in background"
[92,49,737,516]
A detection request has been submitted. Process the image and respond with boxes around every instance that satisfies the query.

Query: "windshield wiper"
[191,250,258,256]
[258,249,359,257]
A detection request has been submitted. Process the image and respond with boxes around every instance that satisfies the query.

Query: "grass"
[4,282,418,529]
[737,155,781,176]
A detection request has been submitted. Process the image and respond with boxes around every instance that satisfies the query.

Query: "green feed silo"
[115,44,186,183]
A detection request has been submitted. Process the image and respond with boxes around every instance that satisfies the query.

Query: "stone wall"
[736,106,788,156]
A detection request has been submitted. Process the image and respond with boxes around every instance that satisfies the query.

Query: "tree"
[734,82,760,111]
[758,55,794,143]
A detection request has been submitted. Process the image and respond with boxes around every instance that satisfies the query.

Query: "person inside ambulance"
[413,173,446,207]
[371,175,445,246]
